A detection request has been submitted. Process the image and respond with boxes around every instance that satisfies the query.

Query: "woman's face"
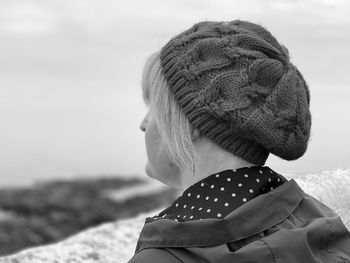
[140,109,182,189]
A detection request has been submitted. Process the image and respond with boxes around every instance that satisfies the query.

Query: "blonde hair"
[141,51,199,176]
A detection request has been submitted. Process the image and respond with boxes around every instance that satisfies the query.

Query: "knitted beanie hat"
[159,20,312,165]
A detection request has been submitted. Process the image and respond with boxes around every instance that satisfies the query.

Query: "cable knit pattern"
[160,20,312,165]
[0,169,349,263]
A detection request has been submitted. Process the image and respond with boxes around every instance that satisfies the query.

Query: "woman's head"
[140,54,255,189]
[140,20,312,189]
[140,51,200,189]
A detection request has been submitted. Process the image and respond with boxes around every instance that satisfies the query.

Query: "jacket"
[128,166,350,262]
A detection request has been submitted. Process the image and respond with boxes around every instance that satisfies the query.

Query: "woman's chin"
[145,163,152,177]
[145,163,177,188]
[145,163,157,180]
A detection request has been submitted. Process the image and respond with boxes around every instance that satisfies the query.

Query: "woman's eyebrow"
[142,94,150,106]
[141,84,149,104]
[141,93,146,104]
[142,90,151,107]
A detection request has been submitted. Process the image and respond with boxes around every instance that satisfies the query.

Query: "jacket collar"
[135,166,305,254]
[149,166,285,222]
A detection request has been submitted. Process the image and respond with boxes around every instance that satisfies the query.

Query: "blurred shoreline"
[0,175,177,256]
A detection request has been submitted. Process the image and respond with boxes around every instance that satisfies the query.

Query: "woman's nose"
[140,122,146,132]
[140,116,147,132]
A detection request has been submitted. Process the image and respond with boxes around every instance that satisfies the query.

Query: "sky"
[0,0,350,186]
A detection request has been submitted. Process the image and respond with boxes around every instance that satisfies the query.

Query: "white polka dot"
[199,207,202,211]
[191,206,195,209]
[220,187,225,191]
[187,193,191,197]
[277,178,280,182]
[197,194,200,198]
[225,202,229,207]
[177,215,180,218]
[259,170,263,174]
[271,186,274,190]
[210,185,215,189]
[269,170,273,174]
[183,215,186,218]
[201,182,204,187]
[175,203,179,207]
[214,198,218,202]
[205,196,209,200]
[268,178,271,182]
[256,178,260,183]
[227,177,231,181]
[174,219,178,222]
[183,204,187,208]
[190,215,193,219]
[243,198,247,202]
[238,183,242,187]
[244,174,249,178]
[249,189,254,193]
[207,209,211,213]
[217,213,222,218]
[232,193,236,197]
[162,214,167,217]
[216,174,220,178]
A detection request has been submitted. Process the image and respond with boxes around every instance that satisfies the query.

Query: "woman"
[129,20,350,262]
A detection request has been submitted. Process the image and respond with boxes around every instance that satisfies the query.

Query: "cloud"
[0,1,59,35]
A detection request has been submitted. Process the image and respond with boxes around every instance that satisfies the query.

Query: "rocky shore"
[0,176,177,256]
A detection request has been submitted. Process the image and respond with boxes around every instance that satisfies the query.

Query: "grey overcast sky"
[1,0,349,186]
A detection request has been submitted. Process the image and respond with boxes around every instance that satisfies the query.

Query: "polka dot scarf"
[149,166,286,222]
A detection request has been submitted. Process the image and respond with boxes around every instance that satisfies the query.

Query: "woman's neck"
[179,137,257,191]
